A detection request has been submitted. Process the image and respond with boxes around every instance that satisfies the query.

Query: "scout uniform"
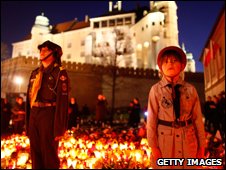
[147,46,206,169]
[26,41,69,169]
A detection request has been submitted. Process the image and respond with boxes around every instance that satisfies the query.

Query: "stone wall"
[1,56,204,113]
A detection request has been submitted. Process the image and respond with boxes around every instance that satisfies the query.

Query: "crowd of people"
[1,94,145,137]
[204,91,225,142]
[1,96,26,136]
[67,95,143,129]
[2,91,225,141]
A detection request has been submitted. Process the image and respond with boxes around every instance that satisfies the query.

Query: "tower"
[182,43,196,72]
[31,13,51,57]
[155,1,179,46]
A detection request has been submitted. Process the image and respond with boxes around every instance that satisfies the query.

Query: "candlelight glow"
[1,123,224,169]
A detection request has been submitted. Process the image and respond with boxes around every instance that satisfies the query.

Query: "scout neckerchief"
[30,66,44,108]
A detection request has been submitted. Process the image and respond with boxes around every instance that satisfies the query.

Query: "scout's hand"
[54,136,63,141]
[151,147,162,168]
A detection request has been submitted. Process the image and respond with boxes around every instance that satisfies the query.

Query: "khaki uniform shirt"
[147,76,206,168]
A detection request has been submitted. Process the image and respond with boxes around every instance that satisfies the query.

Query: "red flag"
[212,41,220,58]
[204,50,211,67]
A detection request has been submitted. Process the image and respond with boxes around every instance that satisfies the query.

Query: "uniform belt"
[158,118,192,128]
[33,102,56,107]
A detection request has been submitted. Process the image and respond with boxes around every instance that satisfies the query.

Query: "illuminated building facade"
[11,1,195,71]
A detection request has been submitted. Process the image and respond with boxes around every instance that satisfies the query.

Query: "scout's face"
[161,54,184,78]
[40,47,54,62]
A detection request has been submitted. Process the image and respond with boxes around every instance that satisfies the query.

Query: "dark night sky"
[1,1,225,72]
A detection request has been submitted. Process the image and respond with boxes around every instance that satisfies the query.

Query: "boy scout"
[146,46,206,169]
[26,40,70,169]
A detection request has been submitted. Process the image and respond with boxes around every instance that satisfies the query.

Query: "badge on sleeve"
[62,83,67,91]
[60,75,67,81]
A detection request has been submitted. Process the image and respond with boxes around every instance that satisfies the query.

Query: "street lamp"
[14,76,23,93]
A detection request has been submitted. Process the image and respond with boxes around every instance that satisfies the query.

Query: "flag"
[204,49,211,67]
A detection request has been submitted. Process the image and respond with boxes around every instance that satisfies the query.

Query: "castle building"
[11,1,195,72]
[199,7,225,98]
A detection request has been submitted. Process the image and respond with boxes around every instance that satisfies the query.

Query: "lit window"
[144,42,149,48]
[137,44,142,51]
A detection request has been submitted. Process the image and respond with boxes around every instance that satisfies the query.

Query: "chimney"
[118,1,122,11]
[109,1,113,12]
[85,15,89,22]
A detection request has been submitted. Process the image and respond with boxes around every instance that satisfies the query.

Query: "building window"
[125,17,132,25]
[205,66,210,85]
[117,18,123,26]
[81,40,85,46]
[152,22,155,26]
[109,19,115,26]
[210,59,216,77]
[160,21,162,25]
[80,51,85,57]
[164,30,167,38]
[163,19,166,24]
[142,27,144,31]
[94,22,100,28]
[216,48,223,71]
[67,54,71,59]
[67,43,72,48]
[102,20,107,27]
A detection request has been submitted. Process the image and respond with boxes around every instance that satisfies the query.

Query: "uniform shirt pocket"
[158,128,173,157]
[180,94,193,116]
